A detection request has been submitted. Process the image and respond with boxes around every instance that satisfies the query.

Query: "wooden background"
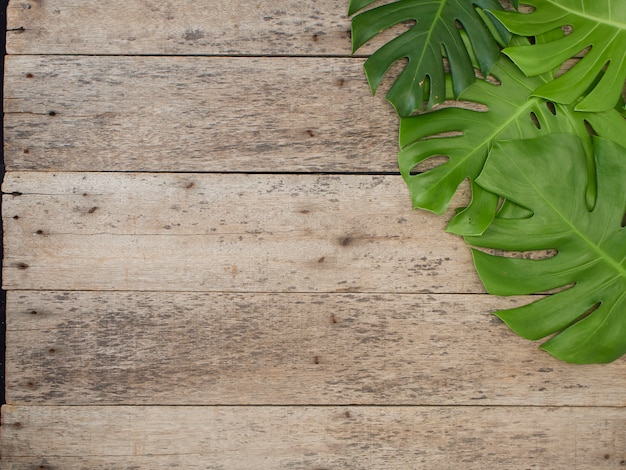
[2,1,625,468]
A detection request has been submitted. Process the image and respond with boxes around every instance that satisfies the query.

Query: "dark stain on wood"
[339,236,352,247]
[183,29,205,41]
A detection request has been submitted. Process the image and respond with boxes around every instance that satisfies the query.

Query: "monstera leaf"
[467,135,626,363]
[398,53,626,235]
[349,0,510,116]
[490,0,626,112]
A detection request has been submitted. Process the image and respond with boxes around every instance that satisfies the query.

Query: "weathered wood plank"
[5,0,377,56]
[2,405,625,468]
[2,172,482,293]
[6,290,626,406]
[3,0,529,57]
[4,55,399,172]
[5,1,527,57]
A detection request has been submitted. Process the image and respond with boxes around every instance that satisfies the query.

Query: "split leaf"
[349,0,510,116]
[467,135,626,363]
[398,54,626,235]
[491,0,626,112]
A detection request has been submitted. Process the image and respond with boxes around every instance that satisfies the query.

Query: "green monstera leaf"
[490,0,626,112]
[349,0,510,116]
[398,53,626,235]
[467,135,626,363]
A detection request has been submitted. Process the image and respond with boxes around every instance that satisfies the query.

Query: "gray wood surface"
[6,290,626,406]
[7,0,357,55]
[5,55,399,172]
[3,405,625,469]
[3,172,481,292]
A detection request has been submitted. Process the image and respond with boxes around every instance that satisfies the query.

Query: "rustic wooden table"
[2,1,625,468]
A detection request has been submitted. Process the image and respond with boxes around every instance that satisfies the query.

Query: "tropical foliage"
[468,135,626,363]
[350,0,510,116]
[492,0,626,112]
[350,0,626,363]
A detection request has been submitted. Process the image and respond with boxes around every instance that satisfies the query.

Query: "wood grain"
[5,0,536,57]
[7,0,412,56]
[2,405,625,469]
[2,172,482,293]
[4,55,399,172]
[6,290,626,406]
[3,0,529,57]
[7,0,356,56]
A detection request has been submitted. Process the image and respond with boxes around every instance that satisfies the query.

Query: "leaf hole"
[538,282,575,295]
[437,100,489,112]
[420,130,464,141]
[546,101,557,115]
[621,212,626,228]
[559,302,601,333]
[529,111,541,129]
[474,69,501,85]
[485,74,501,86]
[409,155,449,175]
[583,119,598,137]
[515,3,536,13]
[496,197,505,213]
[554,45,590,78]
[478,247,558,261]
